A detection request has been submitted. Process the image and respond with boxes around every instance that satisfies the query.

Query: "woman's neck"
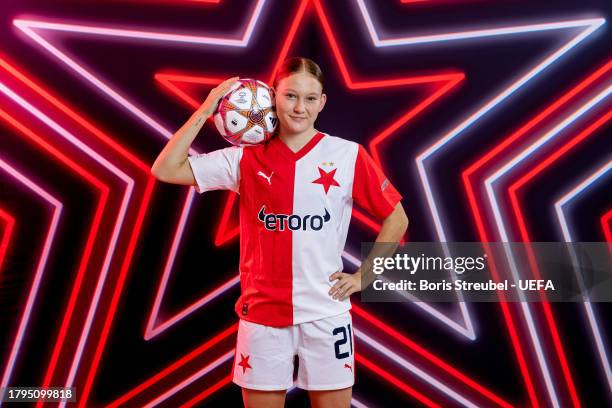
[278,128,318,153]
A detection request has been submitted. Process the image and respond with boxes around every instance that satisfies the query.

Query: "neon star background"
[0,0,610,407]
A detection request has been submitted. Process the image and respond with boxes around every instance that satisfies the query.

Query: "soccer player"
[151,57,408,408]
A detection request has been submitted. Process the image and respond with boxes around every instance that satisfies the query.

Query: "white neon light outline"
[485,88,611,407]
[13,0,267,141]
[0,157,62,405]
[555,161,612,393]
[17,0,266,48]
[342,249,476,339]
[356,1,605,402]
[14,3,604,404]
[356,2,604,342]
[356,328,478,407]
[14,2,471,345]
[0,82,135,407]
[13,6,481,341]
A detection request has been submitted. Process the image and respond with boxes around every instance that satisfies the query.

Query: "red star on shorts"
[237,353,252,374]
[312,167,340,194]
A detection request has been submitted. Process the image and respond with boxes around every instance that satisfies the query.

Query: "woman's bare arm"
[328,202,409,300]
[150,76,239,185]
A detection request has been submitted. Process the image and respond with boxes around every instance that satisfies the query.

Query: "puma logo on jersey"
[257,170,274,185]
[344,363,352,372]
[258,205,330,231]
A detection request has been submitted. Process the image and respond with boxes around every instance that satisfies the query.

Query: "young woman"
[151,57,408,408]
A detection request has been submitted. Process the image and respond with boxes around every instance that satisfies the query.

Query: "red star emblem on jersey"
[237,353,252,374]
[312,167,340,194]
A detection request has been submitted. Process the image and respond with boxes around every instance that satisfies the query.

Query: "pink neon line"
[11,0,267,139]
[0,156,62,403]
[508,111,611,405]
[14,0,265,47]
[143,350,234,407]
[79,178,156,407]
[0,117,109,408]
[0,208,16,273]
[15,20,245,46]
[0,58,151,408]
[0,57,150,171]
[9,7,263,404]
[0,56,156,408]
[0,103,109,408]
[0,81,134,395]
[0,80,134,405]
[401,0,483,4]
[146,275,239,339]
[13,21,174,140]
[10,1,512,404]
[9,12,256,385]
[108,324,236,407]
[9,25,163,142]
[153,0,472,345]
[145,188,197,337]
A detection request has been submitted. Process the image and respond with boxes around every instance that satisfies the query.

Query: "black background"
[0,0,610,406]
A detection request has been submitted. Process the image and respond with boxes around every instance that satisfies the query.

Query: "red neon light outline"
[8,0,556,404]
[180,374,233,408]
[0,103,110,403]
[356,354,441,408]
[107,324,236,407]
[602,209,612,242]
[462,60,612,407]
[353,305,513,407]
[0,56,155,407]
[508,112,611,408]
[143,0,510,404]
[157,0,463,246]
[0,209,16,273]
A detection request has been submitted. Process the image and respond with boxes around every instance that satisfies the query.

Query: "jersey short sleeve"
[187,146,243,194]
[352,144,402,220]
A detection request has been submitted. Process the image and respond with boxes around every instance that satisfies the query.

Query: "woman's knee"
[309,386,352,408]
[241,387,287,408]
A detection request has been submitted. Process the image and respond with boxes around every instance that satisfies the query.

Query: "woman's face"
[273,72,326,136]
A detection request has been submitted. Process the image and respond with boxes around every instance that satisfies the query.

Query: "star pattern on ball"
[216,79,277,145]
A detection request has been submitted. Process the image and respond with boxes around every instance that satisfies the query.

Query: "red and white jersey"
[188,132,402,327]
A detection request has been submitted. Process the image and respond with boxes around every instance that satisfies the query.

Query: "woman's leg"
[241,388,287,408]
[296,311,355,405]
[233,319,296,406]
[308,386,352,408]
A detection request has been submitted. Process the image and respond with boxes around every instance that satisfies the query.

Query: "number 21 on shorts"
[333,324,353,359]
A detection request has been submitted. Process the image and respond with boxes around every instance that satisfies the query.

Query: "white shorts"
[232,311,355,391]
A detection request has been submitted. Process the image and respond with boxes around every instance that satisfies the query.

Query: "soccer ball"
[213,78,278,146]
